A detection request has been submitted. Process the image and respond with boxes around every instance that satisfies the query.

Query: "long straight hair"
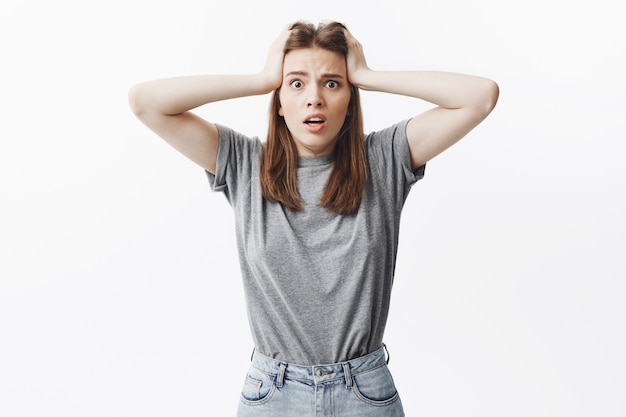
[260,21,367,215]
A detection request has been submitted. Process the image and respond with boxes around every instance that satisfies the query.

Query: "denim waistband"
[250,345,389,387]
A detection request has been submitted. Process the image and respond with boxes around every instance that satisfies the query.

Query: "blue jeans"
[237,346,405,417]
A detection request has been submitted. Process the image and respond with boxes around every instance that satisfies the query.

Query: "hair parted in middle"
[260,20,367,215]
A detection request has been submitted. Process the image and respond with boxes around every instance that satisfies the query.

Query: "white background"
[1,0,624,416]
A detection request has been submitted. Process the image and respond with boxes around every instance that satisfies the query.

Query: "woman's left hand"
[344,28,370,87]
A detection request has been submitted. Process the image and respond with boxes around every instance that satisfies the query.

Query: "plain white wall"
[1,0,624,416]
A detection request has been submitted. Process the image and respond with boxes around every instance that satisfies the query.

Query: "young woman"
[129,20,498,417]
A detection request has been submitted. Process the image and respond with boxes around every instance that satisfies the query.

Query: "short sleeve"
[204,124,262,206]
[366,120,426,204]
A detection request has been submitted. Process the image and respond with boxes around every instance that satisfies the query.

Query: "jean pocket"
[351,364,400,406]
[240,366,276,405]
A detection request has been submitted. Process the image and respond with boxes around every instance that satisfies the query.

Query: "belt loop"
[342,362,353,389]
[250,347,255,362]
[383,343,390,365]
[276,362,286,388]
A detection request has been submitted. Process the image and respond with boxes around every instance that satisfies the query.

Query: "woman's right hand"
[259,24,292,92]
[129,24,294,174]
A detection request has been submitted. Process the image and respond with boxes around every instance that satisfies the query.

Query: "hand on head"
[261,24,292,92]
[261,22,371,92]
[343,27,370,87]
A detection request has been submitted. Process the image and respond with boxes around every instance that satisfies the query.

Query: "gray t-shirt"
[207,120,424,365]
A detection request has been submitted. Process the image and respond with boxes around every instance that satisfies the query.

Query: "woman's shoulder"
[365,119,410,143]
[216,124,264,153]
[216,124,262,142]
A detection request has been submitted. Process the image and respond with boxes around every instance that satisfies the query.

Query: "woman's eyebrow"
[284,70,345,79]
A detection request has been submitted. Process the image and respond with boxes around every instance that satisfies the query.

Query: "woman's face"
[279,47,351,157]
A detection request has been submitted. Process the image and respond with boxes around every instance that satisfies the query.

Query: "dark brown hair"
[260,21,367,215]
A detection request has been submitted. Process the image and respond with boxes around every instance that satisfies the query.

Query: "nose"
[306,85,324,107]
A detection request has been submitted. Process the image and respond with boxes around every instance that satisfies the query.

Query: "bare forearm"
[351,70,499,112]
[129,26,291,119]
[128,73,276,117]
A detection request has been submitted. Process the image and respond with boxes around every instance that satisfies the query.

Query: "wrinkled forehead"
[283,47,347,77]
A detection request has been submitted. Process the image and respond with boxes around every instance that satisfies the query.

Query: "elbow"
[480,79,499,115]
[464,79,499,125]
[127,83,148,118]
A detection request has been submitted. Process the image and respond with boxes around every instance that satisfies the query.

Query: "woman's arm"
[345,30,499,170]
[128,27,290,174]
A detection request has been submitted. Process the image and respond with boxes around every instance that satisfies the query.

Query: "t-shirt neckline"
[297,151,335,167]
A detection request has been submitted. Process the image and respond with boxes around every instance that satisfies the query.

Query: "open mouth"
[303,114,327,125]
[304,117,324,125]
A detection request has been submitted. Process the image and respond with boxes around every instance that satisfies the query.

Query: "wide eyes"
[290,80,304,89]
[288,80,340,89]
